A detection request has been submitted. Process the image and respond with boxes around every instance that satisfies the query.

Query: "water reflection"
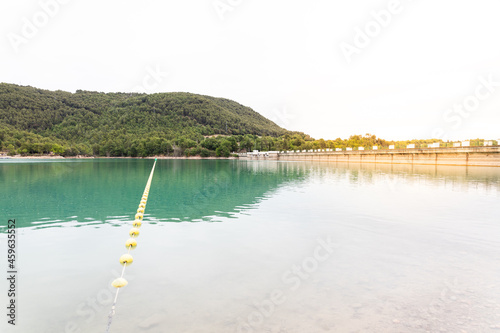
[299,161,500,194]
[149,160,308,223]
[0,159,499,231]
[0,159,499,333]
[0,159,309,230]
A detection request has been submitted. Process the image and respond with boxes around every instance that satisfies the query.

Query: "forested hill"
[0,83,288,156]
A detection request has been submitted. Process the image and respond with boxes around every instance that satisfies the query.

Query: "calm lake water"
[1,159,499,333]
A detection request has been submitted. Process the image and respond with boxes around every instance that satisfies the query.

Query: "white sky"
[1,0,499,141]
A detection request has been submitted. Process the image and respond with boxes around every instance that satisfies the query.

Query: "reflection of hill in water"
[0,159,307,230]
[147,160,308,223]
[1,159,498,231]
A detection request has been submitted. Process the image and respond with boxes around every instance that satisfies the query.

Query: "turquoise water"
[0,159,306,228]
[0,159,500,332]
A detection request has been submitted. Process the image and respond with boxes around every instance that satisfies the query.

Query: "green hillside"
[0,83,287,156]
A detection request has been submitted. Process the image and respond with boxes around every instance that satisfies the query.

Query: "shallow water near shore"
[1,159,499,332]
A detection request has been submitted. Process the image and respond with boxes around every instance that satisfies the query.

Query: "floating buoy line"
[106,158,157,332]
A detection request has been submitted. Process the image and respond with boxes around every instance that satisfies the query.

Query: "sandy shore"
[1,155,65,159]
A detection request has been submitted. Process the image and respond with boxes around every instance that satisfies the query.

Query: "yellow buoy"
[112,277,128,288]
[125,238,137,249]
[135,212,144,220]
[133,220,142,227]
[137,207,145,214]
[129,227,140,237]
[119,254,133,266]
[139,203,146,208]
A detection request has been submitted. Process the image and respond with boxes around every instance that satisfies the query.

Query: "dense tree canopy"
[0,83,290,156]
[1,84,494,157]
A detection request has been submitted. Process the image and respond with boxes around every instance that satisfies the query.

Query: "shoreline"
[0,154,239,160]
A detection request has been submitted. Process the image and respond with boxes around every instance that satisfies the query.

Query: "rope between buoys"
[105,159,157,333]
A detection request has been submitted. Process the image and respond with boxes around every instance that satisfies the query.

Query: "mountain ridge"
[0,83,290,156]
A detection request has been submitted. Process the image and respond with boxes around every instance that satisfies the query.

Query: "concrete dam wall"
[239,147,500,167]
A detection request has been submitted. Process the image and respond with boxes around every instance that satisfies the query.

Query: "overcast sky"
[1,0,499,141]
